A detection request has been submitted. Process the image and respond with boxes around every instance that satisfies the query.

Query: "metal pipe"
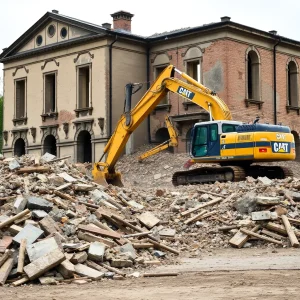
[273,38,281,125]
[109,35,118,136]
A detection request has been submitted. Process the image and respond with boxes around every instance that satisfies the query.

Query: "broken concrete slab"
[120,243,136,260]
[27,196,53,213]
[88,242,105,262]
[128,200,144,210]
[58,172,77,183]
[32,210,48,219]
[13,196,27,214]
[70,252,88,264]
[153,250,166,258]
[111,259,133,268]
[257,176,272,185]
[41,153,56,163]
[256,196,281,206]
[9,159,20,171]
[13,224,44,245]
[24,248,65,280]
[251,211,278,221]
[39,276,57,285]
[26,237,59,262]
[137,212,160,229]
[74,184,94,192]
[159,228,176,237]
[39,215,61,235]
[74,263,104,280]
[234,192,258,214]
[57,260,75,279]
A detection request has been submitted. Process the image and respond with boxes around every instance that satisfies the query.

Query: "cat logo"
[272,142,289,153]
[177,86,195,100]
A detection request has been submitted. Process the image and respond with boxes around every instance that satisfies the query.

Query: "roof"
[2,12,300,63]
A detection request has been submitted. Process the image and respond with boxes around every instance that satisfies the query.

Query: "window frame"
[286,59,299,109]
[13,77,27,126]
[43,71,58,114]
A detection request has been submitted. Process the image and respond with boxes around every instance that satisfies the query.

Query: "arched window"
[287,60,299,107]
[246,48,261,101]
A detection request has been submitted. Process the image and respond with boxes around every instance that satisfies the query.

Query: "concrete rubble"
[1,151,300,286]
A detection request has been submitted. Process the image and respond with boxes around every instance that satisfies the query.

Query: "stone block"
[27,196,53,213]
[257,176,272,185]
[159,228,176,237]
[24,248,65,280]
[13,196,27,214]
[39,215,59,235]
[256,196,281,205]
[41,152,56,162]
[137,212,160,229]
[251,211,278,221]
[9,159,20,170]
[13,224,44,245]
[88,242,105,262]
[70,251,88,264]
[111,259,133,268]
[39,276,57,285]
[57,260,75,279]
[120,243,136,260]
[26,237,59,262]
[32,210,48,219]
[74,263,104,280]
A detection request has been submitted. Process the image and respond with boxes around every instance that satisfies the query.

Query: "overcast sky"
[1,0,300,95]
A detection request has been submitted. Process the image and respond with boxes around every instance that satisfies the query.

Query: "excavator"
[138,115,178,162]
[92,65,295,186]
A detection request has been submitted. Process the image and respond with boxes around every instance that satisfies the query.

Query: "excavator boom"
[92,65,232,186]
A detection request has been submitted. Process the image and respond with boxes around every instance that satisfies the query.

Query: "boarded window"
[187,60,201,82]
[78,66,90,108]
[45,73,56,113]
[15,80,26,118]
[247,50,260,100]
[155,66,168,105]
[287,61,299,107]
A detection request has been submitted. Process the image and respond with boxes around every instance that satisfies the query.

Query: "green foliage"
[0,96,3,152]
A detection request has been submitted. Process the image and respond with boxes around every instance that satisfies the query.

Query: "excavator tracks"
[172,165,293,186]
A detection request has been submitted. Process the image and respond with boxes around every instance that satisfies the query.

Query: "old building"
[1,11,300,161]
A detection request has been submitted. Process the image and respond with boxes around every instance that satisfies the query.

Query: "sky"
[1,0,300,95]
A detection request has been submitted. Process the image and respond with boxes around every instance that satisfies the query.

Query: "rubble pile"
[1,152,300,286]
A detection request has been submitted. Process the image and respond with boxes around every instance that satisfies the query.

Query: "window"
[222,124,238,133]
[44,73,56,113]
[210,124,218,141]
[155,65,168,105]
[47,25,56,37]
[247,50,260,100]
[78,65,91,108]
[15,79,26,119]
[186,60,201,82]
[60,27,68,39]
[287,60,299,107]
[192,126,208,157]
[36,35,43,46]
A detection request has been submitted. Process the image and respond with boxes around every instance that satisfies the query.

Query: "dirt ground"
[1,248,300,300]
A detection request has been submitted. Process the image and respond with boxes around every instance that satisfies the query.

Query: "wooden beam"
[17,239,27,274]
[0,209,30,229]
[181,198,222,217]
[16,166,50,174]
[240,228,283,245]
[229,225,260,248]
[281,215,299,248]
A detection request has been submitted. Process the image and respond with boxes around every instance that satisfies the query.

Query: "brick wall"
[150,38,300,154]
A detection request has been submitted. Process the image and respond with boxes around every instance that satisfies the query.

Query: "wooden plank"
[53,190,77,202]
[184,210,207,225]
[261,229,287,241]
[281,215,300,248]
[132,243,154,249]
[0,209,31,229]
[0,250,12,268]
[16,166,50,174]
[78,224,121,239]
[287,218,300,226]
[143,272,178,277]
[221,193,237,204]
[146,238,179,255]
[218,225,242,231]
[0,257,14,285]
[17,239,27,274]
[97,262,126,276]
[198,189,226,198]
[265,222,288,236]
[229,225,260,248]
[77,231,115,248]
[240,228,283,245]
[181,198,222,217]
[122,231,152,238]
[12,276,29,287]
[55,183,72,192]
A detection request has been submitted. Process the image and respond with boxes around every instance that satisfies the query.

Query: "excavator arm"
[138,115,178,162]
[92,64,232,186]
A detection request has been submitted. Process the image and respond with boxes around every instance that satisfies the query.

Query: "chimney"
[102,23,112,30]
[220,16,231,22]
[111,11,134,32]
[269,30,277,35]
[52,9,59,14]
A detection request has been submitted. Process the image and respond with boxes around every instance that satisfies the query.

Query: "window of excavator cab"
[210,124,218,142]
[222,124,238,133]
[192,126,208,157]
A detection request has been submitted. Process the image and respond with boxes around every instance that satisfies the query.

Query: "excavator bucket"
[92,163,123,187]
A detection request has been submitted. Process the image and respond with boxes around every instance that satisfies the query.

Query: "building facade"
[1,11,300,161]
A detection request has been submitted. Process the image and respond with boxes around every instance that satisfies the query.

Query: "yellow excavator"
[92,65,295,186]
[138,115,178,162]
